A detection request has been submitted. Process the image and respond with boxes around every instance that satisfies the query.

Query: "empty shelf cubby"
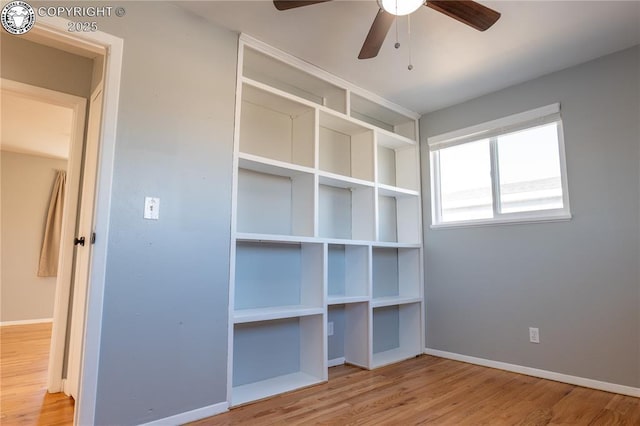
[237,167,314,237]
[327,244,369,303]
[234,241,323,313]
[318,180,375,241]
[319,111,374,182]
[232,315,325,405]
[243,46,346,114]
[240,83,315,167]
[350,93,416,141]
[372,247,421,303]
[372,303,421,368]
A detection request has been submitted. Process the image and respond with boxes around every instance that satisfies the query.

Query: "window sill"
[430,212,572,230]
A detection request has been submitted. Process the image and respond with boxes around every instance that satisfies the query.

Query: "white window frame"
[428,103,571,229]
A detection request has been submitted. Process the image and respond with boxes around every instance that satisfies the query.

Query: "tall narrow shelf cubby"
[372,303,422,368]
[229,34,424,407]
[327,244,369,304]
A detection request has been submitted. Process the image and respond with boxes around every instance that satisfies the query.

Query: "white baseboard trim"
[140,401,229,426]
[328,357,346,368]
[425,348,640,398]
[0,318,53,327]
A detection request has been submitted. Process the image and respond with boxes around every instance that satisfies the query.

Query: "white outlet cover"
[529,327,540,343]
[327,321,334,336]
[144,197,160,220]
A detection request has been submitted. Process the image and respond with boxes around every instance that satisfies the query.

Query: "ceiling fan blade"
[426,1,500,31]
[273,0,332,11]
[358,9,395,59]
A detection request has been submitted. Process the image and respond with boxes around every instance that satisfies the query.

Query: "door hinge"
[91,232,96,244]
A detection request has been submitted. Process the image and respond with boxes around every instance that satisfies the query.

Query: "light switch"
[144,197,160,220]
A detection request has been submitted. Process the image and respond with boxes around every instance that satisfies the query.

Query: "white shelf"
[318,172,374,189]
[238,153,315,178]
[371,347,419,369]
[236,233,386,247]
[236,232,319,244]
[234,305,324,324]
[371,296,422,308]
[321,109,373,136]
[372,241,422,249]
[320,237,372,246]
[376,129,417,149]
[328,295,370,305]
[378,184,420,198]
[232,372,324,407]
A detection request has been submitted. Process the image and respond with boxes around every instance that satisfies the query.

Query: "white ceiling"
[1,92,73,159]
[179,0,640,114]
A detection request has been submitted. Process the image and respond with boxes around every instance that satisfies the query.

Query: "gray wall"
[1,34,93,98]
[55,3,237,424]
[420,46,640,388]
[1,152,67,322]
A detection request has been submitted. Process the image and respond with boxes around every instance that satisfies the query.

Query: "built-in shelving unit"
[228,34,424,407]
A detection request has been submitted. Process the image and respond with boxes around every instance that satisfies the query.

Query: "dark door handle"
[74,236,85,246]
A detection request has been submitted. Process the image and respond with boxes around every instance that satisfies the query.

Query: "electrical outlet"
[529,327,540,344]
[327,321,334,336]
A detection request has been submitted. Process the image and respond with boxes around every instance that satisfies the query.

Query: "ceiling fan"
[273,0,501,59]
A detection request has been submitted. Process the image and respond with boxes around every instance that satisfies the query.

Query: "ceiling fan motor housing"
[378,0,425,16]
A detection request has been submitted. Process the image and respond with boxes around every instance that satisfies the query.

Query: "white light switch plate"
[144,197,160,220]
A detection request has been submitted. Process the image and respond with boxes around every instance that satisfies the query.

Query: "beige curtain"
[38,170,66,277]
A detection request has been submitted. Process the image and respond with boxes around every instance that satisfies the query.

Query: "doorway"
[1,67,94,426]
[1,18,122,425]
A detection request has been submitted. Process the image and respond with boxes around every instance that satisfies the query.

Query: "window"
[429,104,570,227]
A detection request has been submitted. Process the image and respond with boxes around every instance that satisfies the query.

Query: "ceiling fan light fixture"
[378,0,424,16]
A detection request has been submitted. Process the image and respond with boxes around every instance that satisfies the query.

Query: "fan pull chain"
[394,0,400,49]
[408,14,414,70]
[394,19,400,49]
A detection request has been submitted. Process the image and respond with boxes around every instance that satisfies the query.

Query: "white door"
[65,83,104,399]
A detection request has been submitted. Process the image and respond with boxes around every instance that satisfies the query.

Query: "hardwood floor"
[192,356,640,425]
[2,325,638,425]
[1,323,74,426]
